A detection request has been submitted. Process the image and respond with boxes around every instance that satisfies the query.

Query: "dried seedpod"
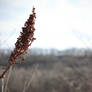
[0,7,36,79]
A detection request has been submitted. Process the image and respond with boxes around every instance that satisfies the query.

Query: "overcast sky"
[0,0,92,50]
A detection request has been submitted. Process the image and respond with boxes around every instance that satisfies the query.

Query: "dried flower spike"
[0,7,36,79]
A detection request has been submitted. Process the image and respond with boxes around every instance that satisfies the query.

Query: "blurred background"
[0,0,92,92]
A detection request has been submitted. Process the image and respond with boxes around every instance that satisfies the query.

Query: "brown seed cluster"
[9,7,36,64]
[0,7,36,79]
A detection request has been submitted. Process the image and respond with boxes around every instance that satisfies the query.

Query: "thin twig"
[23,65,38,92]
[23,80,28,92]
[4,66,13,92]
[2,75,5,92]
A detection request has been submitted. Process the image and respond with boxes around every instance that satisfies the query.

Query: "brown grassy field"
[0,49,92,92]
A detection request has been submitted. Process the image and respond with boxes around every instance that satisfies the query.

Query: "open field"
[0,49,92,92]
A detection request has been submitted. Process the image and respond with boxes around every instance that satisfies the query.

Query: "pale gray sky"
[0,0,92,50]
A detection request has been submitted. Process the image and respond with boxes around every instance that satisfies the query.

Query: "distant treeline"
[0,48,92,55]
[0,48,92,68]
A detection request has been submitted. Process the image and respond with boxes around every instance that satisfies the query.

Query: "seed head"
[0,7,36,79]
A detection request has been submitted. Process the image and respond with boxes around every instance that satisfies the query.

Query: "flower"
[0,7,36,79]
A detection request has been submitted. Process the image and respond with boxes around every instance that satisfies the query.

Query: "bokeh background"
[0,0,92,92]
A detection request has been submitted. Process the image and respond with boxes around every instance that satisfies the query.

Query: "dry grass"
[1,52,92,92]
[0,61,92,92]
[0,65,72,92]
